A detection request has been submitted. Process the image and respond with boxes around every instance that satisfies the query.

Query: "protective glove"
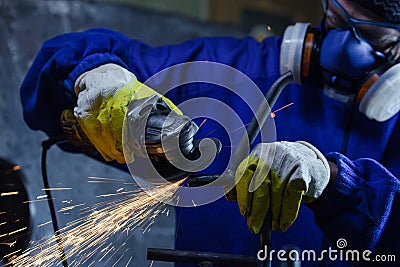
[234,141,330,234]
[73,63,178,164]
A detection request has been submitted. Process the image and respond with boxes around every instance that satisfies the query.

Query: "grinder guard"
[124,95,221,182]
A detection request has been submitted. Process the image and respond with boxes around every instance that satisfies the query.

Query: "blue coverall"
[20,28,400,266]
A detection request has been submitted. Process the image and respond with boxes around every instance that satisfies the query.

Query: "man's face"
[324,0,400,58]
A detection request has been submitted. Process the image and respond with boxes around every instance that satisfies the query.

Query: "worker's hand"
[73,63,178,164]
[235,141,330,234]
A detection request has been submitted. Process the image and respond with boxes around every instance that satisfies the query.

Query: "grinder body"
[61,95,220,182]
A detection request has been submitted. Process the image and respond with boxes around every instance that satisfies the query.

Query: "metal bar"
[188,71,294,267]
[226,70,294,177]
[260,210,272,267]
[147,248,262,266]
[188,70,294,186]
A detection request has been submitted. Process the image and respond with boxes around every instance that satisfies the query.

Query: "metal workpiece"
[182,71,294,267]
[187,70,294,187]
[147,248,263,267]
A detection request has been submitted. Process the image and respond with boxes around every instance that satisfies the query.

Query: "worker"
[20,0,400,266]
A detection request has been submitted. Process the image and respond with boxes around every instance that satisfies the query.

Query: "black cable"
[41,135,69,267]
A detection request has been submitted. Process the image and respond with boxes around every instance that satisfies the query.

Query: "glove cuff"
[296,141,330,178]
[296,141,331,202]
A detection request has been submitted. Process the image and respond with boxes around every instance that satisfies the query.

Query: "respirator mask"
[280,0,400,122]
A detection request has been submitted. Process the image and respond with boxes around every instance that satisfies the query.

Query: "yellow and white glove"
[235,141,330,234]
[73,63,178,164]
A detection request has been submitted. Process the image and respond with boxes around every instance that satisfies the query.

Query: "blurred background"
[0,0,322,266]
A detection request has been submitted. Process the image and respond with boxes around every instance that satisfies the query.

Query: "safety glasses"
[325,0,400,50]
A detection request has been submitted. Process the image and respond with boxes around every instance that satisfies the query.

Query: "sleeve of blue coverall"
[309,152,400,263]
[20,28,134,139]
[20,28,278,143]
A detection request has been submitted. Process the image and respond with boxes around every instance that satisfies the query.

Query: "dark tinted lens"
[355,24,400,49]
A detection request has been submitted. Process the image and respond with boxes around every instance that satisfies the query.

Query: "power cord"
[41,135,69,267]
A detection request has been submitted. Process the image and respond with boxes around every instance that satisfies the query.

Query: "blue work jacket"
[20,28,400,266]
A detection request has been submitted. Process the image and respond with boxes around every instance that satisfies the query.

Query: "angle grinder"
[60,95,221,182]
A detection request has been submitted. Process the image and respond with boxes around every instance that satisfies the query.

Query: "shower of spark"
[7,180,183,266]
